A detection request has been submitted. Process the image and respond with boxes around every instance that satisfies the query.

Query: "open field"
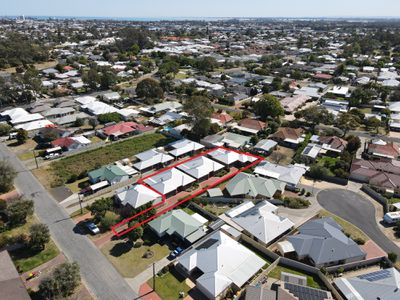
[48,133,173,186]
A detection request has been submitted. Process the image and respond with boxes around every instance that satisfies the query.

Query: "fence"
[361,184,389,214]
[187,202,219,221]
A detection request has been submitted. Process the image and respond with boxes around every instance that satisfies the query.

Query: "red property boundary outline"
[111,146,264,237]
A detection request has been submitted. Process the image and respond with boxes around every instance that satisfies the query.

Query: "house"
[148,209,205,243]
[211,111,233,126]
[285,218,366,267]
[201,132,251,149]
[82,101,119,115]
[167,139,204,158]
[321,99,349,114]
[144,167,196,196]
[115,184,161,209]
[366,140,400,160]
[208,148,257,166]
[102,92,121,103]
[301,143,323,160]
[271,127,304,148]
[140,101,182,116]
[150,111,185,126]
[75,96,97,106]
[226,201,294,245]
[329,86,350,97]
[253,139,278,154]
[232,118,267,135]
[225,172,286,199]
[43,107,75,119]
[318,136,348,155]
[15,119,55,133]
[51,136,91,151]
[88,164,129,185]
[100,122,153,140]
[254,161,306,188]
[349,158,400,190]
[0,107,44,125]
[177,230,265,299]
[133,149,174,172]
[0,250,31,300]
[118,108,140,121]
[334,268,400,300]
[280,94,311,113]
[177,156,224,180]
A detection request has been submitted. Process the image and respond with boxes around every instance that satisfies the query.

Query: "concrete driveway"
[317,189,400,256]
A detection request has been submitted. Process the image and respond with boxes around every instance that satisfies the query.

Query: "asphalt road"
[0,143,137,300]
[317,189,400,256]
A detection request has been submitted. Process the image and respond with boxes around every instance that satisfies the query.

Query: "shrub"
[353,237,366,245]
[283,197,311,209]
[99,211,119,231]
[134,241,143,248]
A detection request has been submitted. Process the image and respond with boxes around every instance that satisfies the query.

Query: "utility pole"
[78,193,83,215]
[152,262,156,291]
[32,150,39,169]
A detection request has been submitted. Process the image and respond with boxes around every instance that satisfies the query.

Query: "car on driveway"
[85,222,100,235]
[169,246,183,259]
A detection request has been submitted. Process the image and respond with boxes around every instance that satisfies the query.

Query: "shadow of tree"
[109,241,132,257]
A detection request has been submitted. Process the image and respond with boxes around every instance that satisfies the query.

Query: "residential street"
[317,189,400,257]
[0,143,138,300]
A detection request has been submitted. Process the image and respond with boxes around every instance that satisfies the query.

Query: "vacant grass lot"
[318,210,369,242]
[148,271,191,300]
[101,238,170,277]
[50,133,173,186]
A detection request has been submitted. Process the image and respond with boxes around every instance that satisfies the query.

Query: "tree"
[88,118,99,130]
[158,61,180,77]
[87,197,113,221]
[74,118,84,127]
[269,151,287,164]
[253,94,284,121]
[346,135,361,154]
[308,165,329,179]
[7,199,34,226]
[16,128,28,144]
[336,113,360,136]
[29,223,50,250]
[0,123,11,136]
[127,222,144,242]
[388,252,398,263]
[295,106,334,126]
[136,78,164,102]
[196,56,217,72]
[270,77,282,91]
[38,262,81,300]
[366,117,381,133]
[82,68,100,90]
[191,118,211,140]
[0,160,16,193]
[0,199,6,211]
[184,95,213,121]
[100,70,117,89]
[98,113,122,124]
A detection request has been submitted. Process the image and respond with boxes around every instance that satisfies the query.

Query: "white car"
[85,222,100,235]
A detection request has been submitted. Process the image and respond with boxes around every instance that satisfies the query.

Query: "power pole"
[152,262,156,291]
[78,193,83,215]
[32,150,39,169]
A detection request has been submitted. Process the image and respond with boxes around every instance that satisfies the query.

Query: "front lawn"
[101,235,170,277]
[148,271,191,300]
[49,133,174,186]
[268,265,325,289]
[11,240,59,273]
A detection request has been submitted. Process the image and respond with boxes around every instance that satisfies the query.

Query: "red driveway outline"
[111,146,263,236]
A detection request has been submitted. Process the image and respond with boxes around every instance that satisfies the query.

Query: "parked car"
[44,152,61,160]
[85,222,100,235]
[169,246,184,259]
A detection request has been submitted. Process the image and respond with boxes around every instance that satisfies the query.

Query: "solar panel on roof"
[358,269,391,282]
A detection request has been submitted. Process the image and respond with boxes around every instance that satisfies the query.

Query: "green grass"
[148,271,191,300]
[101,236,170,277]
[50,133,174,186]
[389,198,400,204]
[318,210,369,242]
[89,136,103,143]
[17,151,35,161]
[70,207,90,218]
[66,177,90,193]
[11,240,59,273]
[268,265,324,289]
[0,216,36,241]
[202,203,230,216]
[182,207,196,215]
[175,72,188,80]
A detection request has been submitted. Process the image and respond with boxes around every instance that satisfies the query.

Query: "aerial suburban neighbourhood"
[2,1,400,300]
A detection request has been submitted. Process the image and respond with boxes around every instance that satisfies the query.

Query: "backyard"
[268,265,325,289]
[48,133,174,186]
[266,146,295,165]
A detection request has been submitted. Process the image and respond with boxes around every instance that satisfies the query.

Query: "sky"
[3,0,400,19]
